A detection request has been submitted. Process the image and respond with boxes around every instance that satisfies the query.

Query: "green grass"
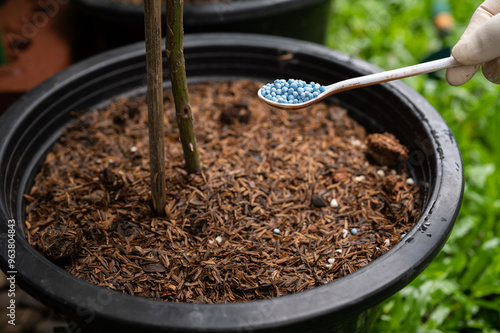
[326,1,500,332]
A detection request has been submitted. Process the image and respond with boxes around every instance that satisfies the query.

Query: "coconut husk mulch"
[24,80,421,303]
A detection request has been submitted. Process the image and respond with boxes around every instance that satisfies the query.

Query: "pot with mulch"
[72,0,331,48]
[0,33,463,332]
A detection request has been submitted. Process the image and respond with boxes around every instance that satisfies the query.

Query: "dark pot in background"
[72,0,331,48]
[0,33,463,332]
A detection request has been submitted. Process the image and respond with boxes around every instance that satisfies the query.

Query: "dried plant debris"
[25,80,421,303]
[365,132,409,168]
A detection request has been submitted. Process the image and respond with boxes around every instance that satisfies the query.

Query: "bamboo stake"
[165,0,202,174]
[144,0,166,216]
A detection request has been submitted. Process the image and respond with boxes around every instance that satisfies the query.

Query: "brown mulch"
[24,80,421,303]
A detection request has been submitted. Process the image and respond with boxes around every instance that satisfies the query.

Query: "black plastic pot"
[0,33,463,332]
[73,0,331,48]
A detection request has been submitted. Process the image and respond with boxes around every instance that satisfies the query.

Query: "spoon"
[258,56,460,110]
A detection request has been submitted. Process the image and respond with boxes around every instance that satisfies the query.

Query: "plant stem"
[144,0,166,216]
[0,26,7,66]
[165,0,202,174]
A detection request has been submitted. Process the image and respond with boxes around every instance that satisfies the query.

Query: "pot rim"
[0,33,463,331]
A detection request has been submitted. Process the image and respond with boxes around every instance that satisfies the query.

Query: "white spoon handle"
[326,56,460,94]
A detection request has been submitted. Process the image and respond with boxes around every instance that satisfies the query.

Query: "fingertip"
[445,72,463,86]
[482,58,500,84]
[446,65,479,86]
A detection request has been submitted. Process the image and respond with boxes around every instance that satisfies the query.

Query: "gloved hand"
[446,0,500,86]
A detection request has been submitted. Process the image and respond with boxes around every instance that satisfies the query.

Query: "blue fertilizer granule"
[261,79,326,104]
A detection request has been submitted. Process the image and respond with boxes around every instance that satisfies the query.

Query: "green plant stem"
[144,0,166,216]
[0,26,8,66]
[165,0,202,174]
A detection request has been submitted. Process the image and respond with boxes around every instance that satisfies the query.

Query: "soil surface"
[25,80,421,303]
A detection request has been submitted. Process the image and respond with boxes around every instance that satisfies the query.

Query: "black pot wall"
[73,0,331,48]
[0,34,463,333]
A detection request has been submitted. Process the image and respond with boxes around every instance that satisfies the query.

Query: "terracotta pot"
[0,33,463,333]
[0,0,78,114]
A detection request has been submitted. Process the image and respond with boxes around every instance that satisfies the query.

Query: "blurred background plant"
[327,0,500,332]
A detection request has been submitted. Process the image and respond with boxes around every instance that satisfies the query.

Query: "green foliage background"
[327,0,500,332]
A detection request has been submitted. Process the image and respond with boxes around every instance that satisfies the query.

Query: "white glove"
[446,0,500,86]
